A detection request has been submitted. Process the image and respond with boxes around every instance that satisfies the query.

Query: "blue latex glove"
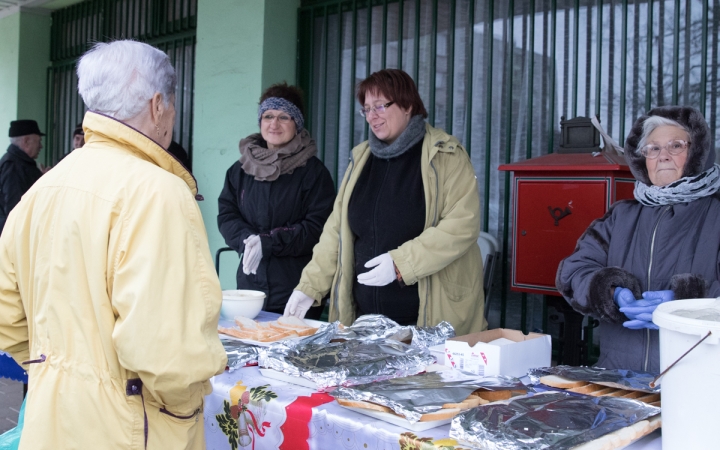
[619,298,664,321]
[619,290,674,321]
[613,287,636,308]
[623,319,660,330]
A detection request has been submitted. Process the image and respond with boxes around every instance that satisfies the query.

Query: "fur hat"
[624,106,713,186]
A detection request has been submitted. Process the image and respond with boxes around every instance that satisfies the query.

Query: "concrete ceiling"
[0,0,83,19]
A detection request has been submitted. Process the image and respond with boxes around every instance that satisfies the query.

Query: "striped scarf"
[634,164,720,206]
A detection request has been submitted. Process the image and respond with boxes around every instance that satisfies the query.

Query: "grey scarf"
[634,164,720,206]
[368,114,426,159]
[239,129,317,181]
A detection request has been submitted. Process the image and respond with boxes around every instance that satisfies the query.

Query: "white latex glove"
[242,235,262,275]
[356,253,396,286]
[283,290,315,318]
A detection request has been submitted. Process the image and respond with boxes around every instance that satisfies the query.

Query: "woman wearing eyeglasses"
[217,82,335,318]
[557,105,720,372]
[284,69,486,335]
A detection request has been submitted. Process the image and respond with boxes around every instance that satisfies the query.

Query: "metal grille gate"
[297,0,720,332]
[46,0,197,167]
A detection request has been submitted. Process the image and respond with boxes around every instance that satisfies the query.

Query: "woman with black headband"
[217,82,335,318]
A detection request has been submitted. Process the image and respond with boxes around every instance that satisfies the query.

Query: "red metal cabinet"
[499,152,635,295]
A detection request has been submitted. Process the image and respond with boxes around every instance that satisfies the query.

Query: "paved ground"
[0,378,23,434]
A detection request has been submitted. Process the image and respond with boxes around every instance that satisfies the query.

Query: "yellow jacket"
[297,123,486,335]
[0,111,227,449]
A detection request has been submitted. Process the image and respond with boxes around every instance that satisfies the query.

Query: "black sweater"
[348,139,425,325]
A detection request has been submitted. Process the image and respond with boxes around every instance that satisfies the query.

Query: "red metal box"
[499,152,635,295]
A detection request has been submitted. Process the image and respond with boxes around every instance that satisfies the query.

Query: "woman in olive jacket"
[218,83,335,317]
[285,69,486,335]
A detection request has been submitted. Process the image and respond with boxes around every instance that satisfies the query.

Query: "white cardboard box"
[443,328,551,378]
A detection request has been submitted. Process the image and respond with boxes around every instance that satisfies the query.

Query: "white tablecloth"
[205,312,661,449]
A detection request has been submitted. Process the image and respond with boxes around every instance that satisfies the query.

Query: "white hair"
[637,116,690,154]
[9,137,22,145]
[77,40,176,121]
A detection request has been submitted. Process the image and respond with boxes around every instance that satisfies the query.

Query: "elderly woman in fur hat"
[217,83,335,319]
[556,105,720,372]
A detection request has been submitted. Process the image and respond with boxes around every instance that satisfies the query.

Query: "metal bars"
[296,0,720,331]
[46,0,198,166]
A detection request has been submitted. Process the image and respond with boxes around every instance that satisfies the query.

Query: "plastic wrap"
[221,339,261,372]
[331,371,526,423]
[450,391,660,449]
[258,334,436,390]
[528,365,660,393]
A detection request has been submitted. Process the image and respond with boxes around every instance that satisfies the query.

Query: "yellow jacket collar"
[82,111,198,196]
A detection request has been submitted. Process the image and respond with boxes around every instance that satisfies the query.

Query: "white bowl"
[221,290,266,320]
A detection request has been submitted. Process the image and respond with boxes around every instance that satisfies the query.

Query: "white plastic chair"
[478,231,499,321]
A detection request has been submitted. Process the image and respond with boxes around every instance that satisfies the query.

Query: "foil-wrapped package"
[528,365,660,393]
[331,370,527,423]
[410,321,455,349]
[450,391,660,449]
[258,336,436,390]
[221,339,261,373]
[331,314,455,348]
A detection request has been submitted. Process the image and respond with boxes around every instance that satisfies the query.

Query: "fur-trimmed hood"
[624,105,714,186]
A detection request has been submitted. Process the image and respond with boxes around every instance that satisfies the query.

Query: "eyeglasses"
[261,114,293,124]
[639,139,691,159]
[359,101,395,117]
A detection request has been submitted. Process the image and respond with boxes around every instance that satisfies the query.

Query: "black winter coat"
[217,156,335,311]
[0,145,42,232]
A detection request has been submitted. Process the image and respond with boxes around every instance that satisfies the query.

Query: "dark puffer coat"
[556,106,720,372]
[218,147,335,312]
[0,144,42,232]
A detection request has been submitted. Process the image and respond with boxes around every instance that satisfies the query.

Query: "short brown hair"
[259,82,306,117]
[356,69,428,118]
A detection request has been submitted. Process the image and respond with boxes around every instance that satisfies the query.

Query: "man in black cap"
[0,120,45,232]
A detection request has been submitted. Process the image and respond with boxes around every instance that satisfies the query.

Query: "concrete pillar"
[0,9,51,159]
[194,0,300,288]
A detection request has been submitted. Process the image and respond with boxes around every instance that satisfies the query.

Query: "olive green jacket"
[296,123,486,335]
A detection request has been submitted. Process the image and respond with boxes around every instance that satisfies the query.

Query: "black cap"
[9,120,45,138]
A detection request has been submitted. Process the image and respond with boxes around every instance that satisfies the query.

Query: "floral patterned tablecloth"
[204,365,468,450]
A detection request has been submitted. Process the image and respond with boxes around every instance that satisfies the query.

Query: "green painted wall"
[0,11,51,159]
[0,14,21,149]
[194,0,299,289]
[18,11,51,163]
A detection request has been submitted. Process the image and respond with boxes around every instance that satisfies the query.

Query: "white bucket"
[653,298,720,450]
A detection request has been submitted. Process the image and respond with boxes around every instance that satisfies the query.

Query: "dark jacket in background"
[167,141,191,173]
[218,156,335,311]
[0,144,42,232]
[556,106,720,373]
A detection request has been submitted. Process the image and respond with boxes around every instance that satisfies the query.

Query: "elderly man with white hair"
[0,40,226,449]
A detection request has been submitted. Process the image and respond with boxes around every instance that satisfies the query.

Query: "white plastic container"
[652,298,720,450]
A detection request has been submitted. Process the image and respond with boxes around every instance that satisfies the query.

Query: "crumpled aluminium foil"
[331,371,527,423]
[331,314,455,348]
[410,321,455,349]
[528,365,660,393]
[450,391,660,449]
[221,339,261,373]
[259,327,436,389]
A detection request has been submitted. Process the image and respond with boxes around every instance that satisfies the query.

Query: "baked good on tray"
[218,316,318,342]
[540,374,661,407]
